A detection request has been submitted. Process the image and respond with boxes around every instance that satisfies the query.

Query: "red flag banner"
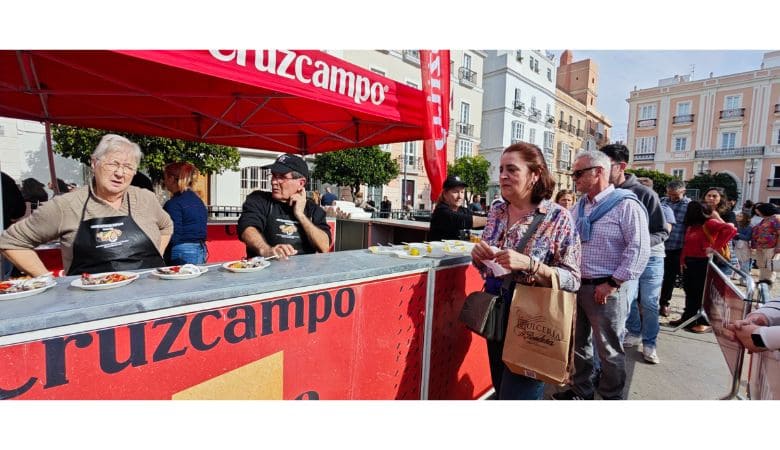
[420,50,450,202]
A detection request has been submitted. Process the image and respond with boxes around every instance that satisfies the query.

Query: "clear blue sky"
[552,50,771,143]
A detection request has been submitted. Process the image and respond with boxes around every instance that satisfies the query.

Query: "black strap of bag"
[460,210,546,341]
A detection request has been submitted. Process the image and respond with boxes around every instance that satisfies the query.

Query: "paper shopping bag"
[501,272,576,385]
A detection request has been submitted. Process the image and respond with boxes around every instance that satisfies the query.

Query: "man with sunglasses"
[553,149,650,400]
[600,144,668,365]
[238,153,331,260]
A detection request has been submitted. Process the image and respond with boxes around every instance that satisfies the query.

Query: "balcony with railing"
[694,145,764,159]
[633,153,655,161]
[557,160,571,172]
[673,114,694,124]
[576,128,584,138]
[528,108,541,122]
[767,178,780,190]
[637,118,657,128]
[558,120,568,130]
[567,124,575,134]
[458,67,477,86]
[512,100,525,114]
[396,155,423,174]
[719,108,745,120]
[456,122,474,137]
[544,115,555,128]
[402,50,420,65]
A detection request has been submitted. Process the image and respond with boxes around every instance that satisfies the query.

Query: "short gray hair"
[91,134,143,166]
[667,179,686,191]
[574,149,611,172]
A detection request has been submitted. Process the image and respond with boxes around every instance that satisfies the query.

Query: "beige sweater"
[0,183,173,273]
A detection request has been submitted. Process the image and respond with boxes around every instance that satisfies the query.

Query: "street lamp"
[746,158,757,201]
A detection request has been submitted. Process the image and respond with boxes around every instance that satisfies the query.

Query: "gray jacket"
[618,174,669,248]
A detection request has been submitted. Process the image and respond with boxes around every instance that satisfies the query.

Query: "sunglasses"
[571,166,601,179]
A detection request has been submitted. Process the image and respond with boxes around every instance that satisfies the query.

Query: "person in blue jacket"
[163,162,208,265]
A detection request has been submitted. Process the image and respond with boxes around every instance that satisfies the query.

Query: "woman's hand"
[493,248,531,272]
[710,210,723,222]
[470,241,495,265]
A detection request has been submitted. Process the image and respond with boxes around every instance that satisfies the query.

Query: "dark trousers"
[485,280,545,400]
[682,257,709,326]
[660,248,682,307]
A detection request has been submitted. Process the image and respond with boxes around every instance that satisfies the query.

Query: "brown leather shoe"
[689,324,712,334]
[659,306,670,317]
[669,318,686,327]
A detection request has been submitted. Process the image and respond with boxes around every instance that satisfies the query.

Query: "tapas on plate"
[152,264,208,280]
[222,258,271,273]
[71,271,139,290]
[0,275,56,300]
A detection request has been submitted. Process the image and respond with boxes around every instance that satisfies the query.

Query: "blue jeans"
[624,256,663,347]
[168,242,207,265]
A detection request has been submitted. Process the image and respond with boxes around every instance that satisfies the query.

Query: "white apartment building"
[481,50,557,199]
[0,118,88,194]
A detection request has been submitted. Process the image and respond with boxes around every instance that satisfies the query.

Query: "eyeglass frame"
[571,166,602,180]
[100,159,138,175]
[270,172,304,182]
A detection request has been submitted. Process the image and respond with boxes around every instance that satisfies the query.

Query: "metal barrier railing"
[699,252,754,399]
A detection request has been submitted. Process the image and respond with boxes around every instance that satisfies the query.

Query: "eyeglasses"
[101,160,137,175]
[571,166,600,180]
[271,173,300,182]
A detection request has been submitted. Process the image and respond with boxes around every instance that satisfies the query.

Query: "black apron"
[67,192,164,275]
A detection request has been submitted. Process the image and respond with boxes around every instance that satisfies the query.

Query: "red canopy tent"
[0,50,428,154]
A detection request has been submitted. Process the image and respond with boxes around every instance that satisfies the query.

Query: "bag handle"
[498,211,547,291]
[515,211,546,253]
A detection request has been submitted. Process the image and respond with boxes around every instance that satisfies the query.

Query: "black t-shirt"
[237,191,331,257]
[428,202,474,241]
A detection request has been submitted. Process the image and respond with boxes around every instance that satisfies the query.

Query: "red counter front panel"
[0,272,427,400]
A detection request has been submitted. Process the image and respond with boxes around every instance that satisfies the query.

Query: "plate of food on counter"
[222,257,271,273]
[0,274,57,300]
[442,241,475,256]
[151,264,208,280]
[71,271,139,290]
[394,246,425,259]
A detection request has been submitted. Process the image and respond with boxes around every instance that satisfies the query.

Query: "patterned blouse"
[474,198,581,292]
[751,214,780,250]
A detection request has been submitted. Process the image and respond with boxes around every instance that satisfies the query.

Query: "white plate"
[222,259,271,273]
[396,252,424,260]
[443,249,469,256]
[70,272,139,290]
[151,266,209,280]
[367,246,398,254]
[0,280,57,301]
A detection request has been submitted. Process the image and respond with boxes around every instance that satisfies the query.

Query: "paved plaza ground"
[544,271,776,400]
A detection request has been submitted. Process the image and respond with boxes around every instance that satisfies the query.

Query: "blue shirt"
[660,196,690,251]
[163,189,208,246]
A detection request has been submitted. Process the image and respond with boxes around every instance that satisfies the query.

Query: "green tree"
[625,168,677,198]
[312,146,399,200]
[51,125,240,182]
[685,172,739,202]
[447,155,490,201]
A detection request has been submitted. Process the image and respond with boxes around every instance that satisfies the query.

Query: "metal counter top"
[0,250,471,339]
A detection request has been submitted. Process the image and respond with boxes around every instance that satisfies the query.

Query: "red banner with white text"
[420,50,450,202]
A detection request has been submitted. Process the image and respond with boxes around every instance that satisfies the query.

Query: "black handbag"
[458,211,545,341]
[459,291,506,341]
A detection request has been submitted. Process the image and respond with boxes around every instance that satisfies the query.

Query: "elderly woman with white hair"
[0,134,173,276]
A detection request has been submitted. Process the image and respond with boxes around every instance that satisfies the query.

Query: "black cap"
[443,175,467,190]
[263,153,309,178]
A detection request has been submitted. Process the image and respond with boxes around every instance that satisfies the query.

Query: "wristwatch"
[606,277,621,288]
[751,331,767,349]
